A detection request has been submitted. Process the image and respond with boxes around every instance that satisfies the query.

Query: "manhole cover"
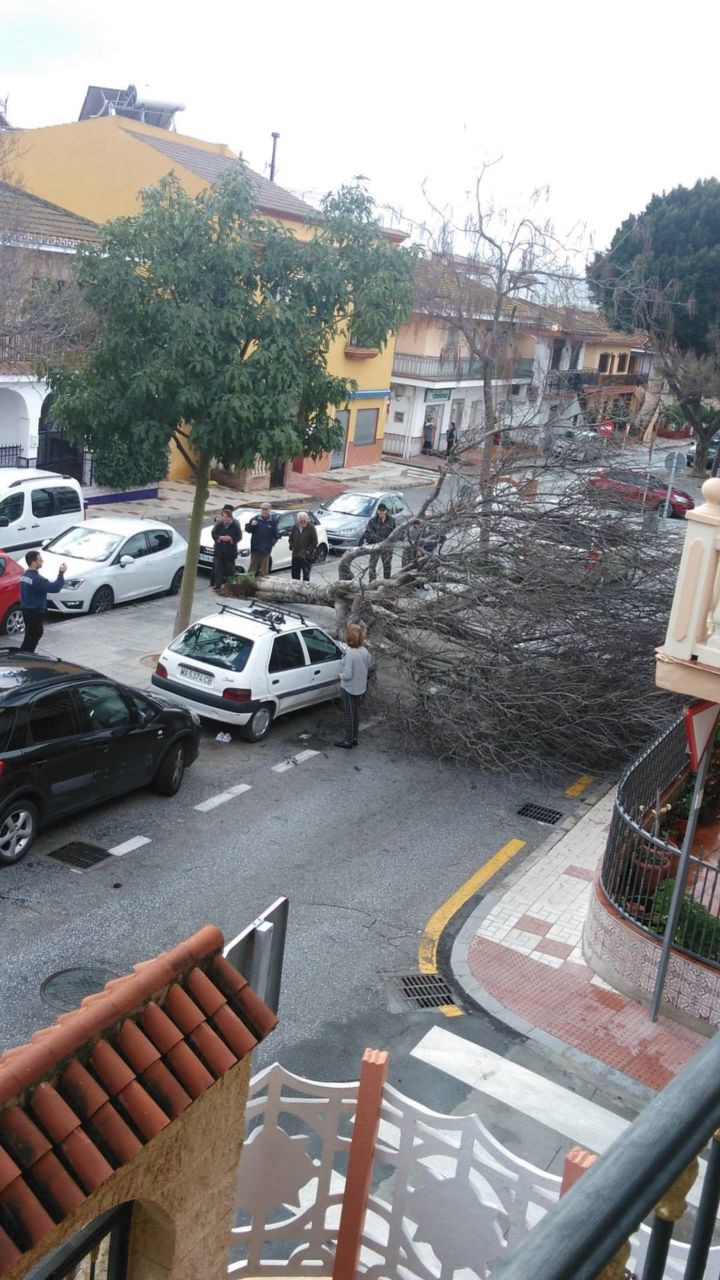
[47,842,110,870]
[393,972,455,1009]
[40,965,121,1012]
[517,803,563,825]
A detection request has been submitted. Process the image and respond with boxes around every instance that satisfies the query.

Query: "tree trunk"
[173,448,210,637]
[477,356,497,555]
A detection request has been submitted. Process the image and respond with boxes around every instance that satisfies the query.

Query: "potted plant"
[632,847,671,896]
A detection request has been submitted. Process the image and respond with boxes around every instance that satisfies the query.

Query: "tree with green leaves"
[588,179,720,472]
[47,166,415,632]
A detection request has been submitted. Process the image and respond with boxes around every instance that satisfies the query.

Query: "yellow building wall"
[582,340,636,372]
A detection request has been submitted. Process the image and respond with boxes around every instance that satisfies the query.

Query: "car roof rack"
[219,600,307,631]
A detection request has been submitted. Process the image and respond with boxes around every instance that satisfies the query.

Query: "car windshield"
[324,495,376,517]
[45,526,124,562]
[169,624,254,672]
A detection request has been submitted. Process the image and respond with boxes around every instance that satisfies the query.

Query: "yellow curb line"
[418,838,527,1016]
[565,774,594,798]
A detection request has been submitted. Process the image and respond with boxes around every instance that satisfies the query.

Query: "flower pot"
[632,854,670,897]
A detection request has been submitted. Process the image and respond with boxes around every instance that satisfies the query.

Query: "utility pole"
[269,132,280,182]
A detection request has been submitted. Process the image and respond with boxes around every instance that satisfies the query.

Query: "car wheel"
[0,800,39,865]
[0,605,24,637]
[152,740,187,795]
[89,585,114,614]
[239,704,274,742]
[168,568,184,595]
[315,544,328,564]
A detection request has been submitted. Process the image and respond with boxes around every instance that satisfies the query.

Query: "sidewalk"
[451,788,708,1093]
[86,461,437,523]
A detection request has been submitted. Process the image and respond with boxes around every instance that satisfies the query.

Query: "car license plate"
[180,665,212,686]
[199,550,213,562]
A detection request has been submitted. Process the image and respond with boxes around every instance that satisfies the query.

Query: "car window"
[324,494,375,517]
[276,514,294,535]
[0,493,24,523]
[54,486,82,515]
[0,707,17,752]
[31,488,55,519]
[47,527,123,562]
[28,690,79,743]
[127,690,160,721]
[147,529,173,554]
[0,557,6,577]
[120,533,149,560]
[169,624,254,672]
[268,633,306,673]
[309,511,320,527]
[76,682,132,731]
[302,628,342,663]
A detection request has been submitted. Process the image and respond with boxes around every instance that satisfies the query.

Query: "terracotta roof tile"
[0,925,274,1262]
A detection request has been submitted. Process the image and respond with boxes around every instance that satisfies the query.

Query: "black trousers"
[213,548,236,587]
[341,689,361,745]
[20,610,44,653]
[291,556,311,582]
[369,547,392,581]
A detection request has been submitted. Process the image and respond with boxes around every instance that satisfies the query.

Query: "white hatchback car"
[152,601,344,740]
[197,508,329,575]
[32,517,188,615]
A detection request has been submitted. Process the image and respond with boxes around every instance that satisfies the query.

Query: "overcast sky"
[3,0,718,259]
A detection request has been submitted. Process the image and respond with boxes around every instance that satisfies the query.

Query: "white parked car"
[152,601,344,740]
[197,507,329,575]
[0,469,84,553]
[30,517,187,615]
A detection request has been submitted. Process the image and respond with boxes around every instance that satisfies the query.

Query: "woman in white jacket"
[335,624,371,749]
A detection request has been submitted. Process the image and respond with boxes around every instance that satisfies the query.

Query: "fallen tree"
[224,452,679,775]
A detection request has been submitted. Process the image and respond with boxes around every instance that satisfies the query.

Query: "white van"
[0,470,84,553]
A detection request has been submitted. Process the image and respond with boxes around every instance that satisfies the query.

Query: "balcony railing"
[392,352,534,382]
[546,368,650,393]
[0,330,55,367]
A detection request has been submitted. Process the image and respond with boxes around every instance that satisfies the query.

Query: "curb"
[446,783,657,1106]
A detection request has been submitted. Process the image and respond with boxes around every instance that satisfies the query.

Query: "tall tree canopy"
[48,166,416,631]
[587,178,720,354]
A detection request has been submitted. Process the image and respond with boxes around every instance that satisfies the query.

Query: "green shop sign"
[424,388,452,403]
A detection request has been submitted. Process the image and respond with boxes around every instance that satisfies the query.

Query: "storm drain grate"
[517,802,564,825]
[47,842,111,870]
[396,972,455,1009]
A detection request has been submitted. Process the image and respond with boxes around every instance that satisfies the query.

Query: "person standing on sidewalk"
[360,502,396,581]
[245,503,279,577]
[288,511,318,581]
[422,420,435,455]
[19,550,67,653]
[211,504,242,589]
[446,421,457,457]
[335,624,371,749]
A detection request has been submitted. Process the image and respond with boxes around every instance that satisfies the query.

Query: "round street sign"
[598,421,615,437]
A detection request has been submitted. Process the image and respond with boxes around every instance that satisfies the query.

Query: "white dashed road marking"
[194,783,252,813]
[109,836,152,857]
[272,749,320,773]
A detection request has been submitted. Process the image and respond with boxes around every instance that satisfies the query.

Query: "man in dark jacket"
[245,503,279,577]
[19,550,67,652]
[360,502,396,580]
[288,510,318,581]
[211,504,242,588]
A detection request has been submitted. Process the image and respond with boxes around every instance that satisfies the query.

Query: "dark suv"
[0,654,200,865]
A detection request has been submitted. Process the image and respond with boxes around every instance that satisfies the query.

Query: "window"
[268,633,306,673]
[169,624,254,672]
[31,487,55,519]
[302,628,342,663]
[127,690,160,722]
[353,408,379,447]
[28,690,78,743]
[146,529,172,554]
[598,353,612,373]
[47,526,122,562]
[77,682,132,731]
[120,533,149,560]
[0,493,24,523]
[616,353,628,373]
[275,514,295,536]
[393,411,405,424]
[54,486,82,515]
[0,708,16,752]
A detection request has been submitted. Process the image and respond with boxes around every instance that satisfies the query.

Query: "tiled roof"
[0,182,98,248]
[0,925,276,1267]
[123,129,318,222]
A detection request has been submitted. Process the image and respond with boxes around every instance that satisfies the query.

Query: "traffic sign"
[684,701,720,770]
[665,449,685,472]
[598,422,614,438]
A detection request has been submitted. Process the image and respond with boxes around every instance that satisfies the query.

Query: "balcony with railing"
[391,352,534,382]
[546,367,650,394]
[0,329,55,369]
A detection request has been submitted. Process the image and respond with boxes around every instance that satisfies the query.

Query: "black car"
[0,654,200,865]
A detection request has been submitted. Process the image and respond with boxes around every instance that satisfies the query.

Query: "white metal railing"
[661,477,720,667]
[229,1062,716,1279]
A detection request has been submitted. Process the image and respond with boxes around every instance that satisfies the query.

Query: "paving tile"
[565,865,595,881]
[535,938,574,960]
[516,914,552,936]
